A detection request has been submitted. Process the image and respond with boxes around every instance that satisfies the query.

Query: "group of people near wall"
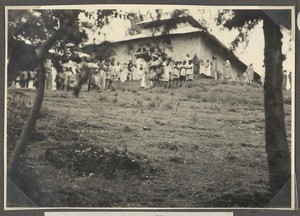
[198,59,234,81]
[135,53,195,89]
[10,52,291,91]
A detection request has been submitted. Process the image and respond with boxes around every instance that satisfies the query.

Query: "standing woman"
[205,59,212,78]
[179,60,187,87]
[186,59,194,87]
[115,62,122,83]
[140,61,146,88]
[199,59,205,77]
[246,63,254,83]
[162,58,171,89]
[98,61,106,90]
[120,63,128,83]
[223,60,232,81]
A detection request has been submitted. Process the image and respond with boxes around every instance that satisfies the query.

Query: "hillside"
[6,78,292,207]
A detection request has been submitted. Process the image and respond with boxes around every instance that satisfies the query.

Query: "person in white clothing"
[140,62,146,88]
[15,76,21,89]
[51,66,58,91]
[283,70,291,90]
[114,62,122,83]
[186,59,194,87]
[162,58,172,88]
[223,60,232,81]
[199,59,205,77]
[205,59,212,78]
[246,63,254,83]
[120,63,128,82]
[27,71,36,89]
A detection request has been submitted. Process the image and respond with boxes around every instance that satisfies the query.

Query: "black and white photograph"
[4,4,295,209]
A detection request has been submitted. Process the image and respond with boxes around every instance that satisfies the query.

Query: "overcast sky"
[78,7,294,76]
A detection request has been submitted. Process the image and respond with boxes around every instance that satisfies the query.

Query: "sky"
[78,7,295,76]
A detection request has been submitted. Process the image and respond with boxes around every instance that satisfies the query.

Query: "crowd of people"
[10,52,291,92]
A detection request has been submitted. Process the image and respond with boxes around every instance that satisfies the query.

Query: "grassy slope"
[7,77,292,207]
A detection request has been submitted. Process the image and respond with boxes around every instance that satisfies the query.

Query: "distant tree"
[126,12,145,36]
[217,10,291,197]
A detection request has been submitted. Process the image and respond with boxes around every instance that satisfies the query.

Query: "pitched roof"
[83,15,250,74]
[111,26,204,43]
[136,15,207,31]
[112,15,247,71]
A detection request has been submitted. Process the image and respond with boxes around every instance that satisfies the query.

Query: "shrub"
[165,103,173,110]
[112,98,118,103]
[144,96,151,101]
[148,102,156,109]
[99,95,109,102]
[122,125,133,133]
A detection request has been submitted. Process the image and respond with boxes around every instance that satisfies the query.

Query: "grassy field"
[6,77,292,207]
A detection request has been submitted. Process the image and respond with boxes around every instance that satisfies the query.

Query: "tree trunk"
[8,65,46,179]
[7,27,64,179]
[263,17,291,197]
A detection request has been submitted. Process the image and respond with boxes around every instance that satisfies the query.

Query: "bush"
[122,125,133,132]
[99,95,109,102]
[112,98,118,103]
[165,102,173,110]
[44,143,156,179]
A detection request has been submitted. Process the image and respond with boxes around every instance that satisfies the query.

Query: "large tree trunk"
[8,65,46,179]
[263,16,291,197]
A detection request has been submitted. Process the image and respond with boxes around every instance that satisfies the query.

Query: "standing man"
[246,63,254,83]
[149,54,162,89]
[44,57,53,90]
[127,60,134,81]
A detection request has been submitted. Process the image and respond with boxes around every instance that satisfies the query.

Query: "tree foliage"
[7,9,128,182]
[216,10,291,50]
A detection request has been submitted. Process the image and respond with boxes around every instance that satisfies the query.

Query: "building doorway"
[133,44,150,62]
